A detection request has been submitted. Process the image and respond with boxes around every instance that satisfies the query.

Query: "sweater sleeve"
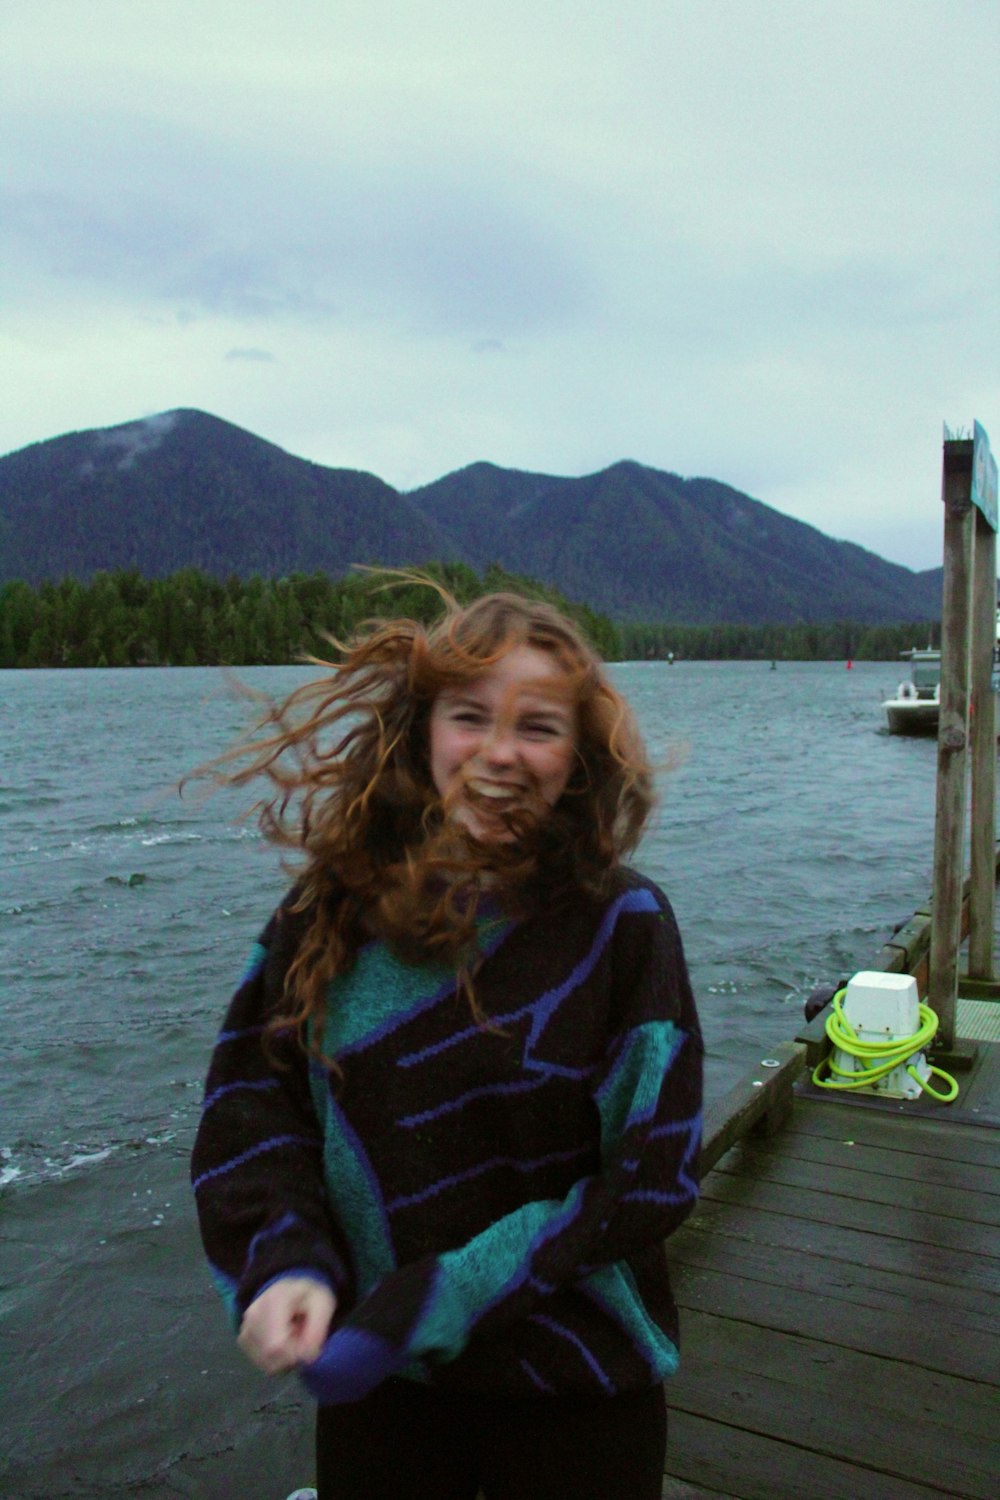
[190,902,354,1326]
[300,883,703,1404]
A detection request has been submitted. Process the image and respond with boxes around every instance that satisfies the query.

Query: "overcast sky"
[3,0,997,570]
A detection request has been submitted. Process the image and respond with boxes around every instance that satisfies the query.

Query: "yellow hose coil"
[812,988,959,1103]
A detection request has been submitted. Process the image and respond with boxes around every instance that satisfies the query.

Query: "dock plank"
[688,1193,1000,1295]
[668,1315,996,1499]
[662,1077,1000,1500]
[672,1260,1000,1381]
[700,1172,999,1260]
[787,1096,1000,1167]
[714,1130,1000,1209]
[678,1310,996,1441]
[670,1218,999,1331]
[666,1410,950,1500]
[660,1476,728,1500]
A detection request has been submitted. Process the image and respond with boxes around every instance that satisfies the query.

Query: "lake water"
[0,660,963,1497]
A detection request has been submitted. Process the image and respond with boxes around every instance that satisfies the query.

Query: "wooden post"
[928,439,974,1047]
[968,506,997,979]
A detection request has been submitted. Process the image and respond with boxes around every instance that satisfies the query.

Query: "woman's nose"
[482,724,518,765]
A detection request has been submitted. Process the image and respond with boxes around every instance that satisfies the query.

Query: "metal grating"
[957,996,1000,1041]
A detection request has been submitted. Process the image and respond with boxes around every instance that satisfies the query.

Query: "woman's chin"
[452,804,517,845]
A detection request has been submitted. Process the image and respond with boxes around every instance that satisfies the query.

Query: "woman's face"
[428,645,577,841]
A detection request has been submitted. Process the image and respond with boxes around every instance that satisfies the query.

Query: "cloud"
[0,0,996,570]
[1,97,591,340]
[93,411,181,470]
[225,347,277,363]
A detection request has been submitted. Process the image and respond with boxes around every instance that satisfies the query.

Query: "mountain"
[0,409,455,585]
[407,460,943,624]
[0,410,942,624]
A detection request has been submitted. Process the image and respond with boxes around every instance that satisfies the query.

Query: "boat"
[882,646,940,735]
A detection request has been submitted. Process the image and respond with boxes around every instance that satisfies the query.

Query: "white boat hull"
[884,698,939,735]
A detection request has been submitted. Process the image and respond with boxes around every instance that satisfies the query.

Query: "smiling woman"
[188,578,703,1499]
[428,645,577,840]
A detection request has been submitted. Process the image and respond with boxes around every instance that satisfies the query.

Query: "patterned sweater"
[191,867,703,1404]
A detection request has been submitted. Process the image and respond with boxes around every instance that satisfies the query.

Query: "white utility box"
[834,971,932,1099]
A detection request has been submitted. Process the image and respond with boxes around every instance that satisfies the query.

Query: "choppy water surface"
[0,661,957,1496]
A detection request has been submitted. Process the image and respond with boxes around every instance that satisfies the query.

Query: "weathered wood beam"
[958,977,1000,1000]
[700,1041,806,1177]
[969,506,998,978]
[929,437,975,1045]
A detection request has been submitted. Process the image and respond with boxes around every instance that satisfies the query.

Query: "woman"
[191,588,703,1499]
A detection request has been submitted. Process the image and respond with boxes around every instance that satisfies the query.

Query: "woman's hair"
[198,582,654,1057]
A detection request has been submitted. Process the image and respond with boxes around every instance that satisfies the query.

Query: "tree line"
[0,566,939,669]
[0,565,621,669]
[618,618,940,662]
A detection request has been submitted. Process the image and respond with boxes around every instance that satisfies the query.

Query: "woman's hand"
[238,1276,337,1374]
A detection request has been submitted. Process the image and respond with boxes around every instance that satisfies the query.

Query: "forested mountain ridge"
[0,409,455,585]
[408,459,942,623]
[0,409,942,624]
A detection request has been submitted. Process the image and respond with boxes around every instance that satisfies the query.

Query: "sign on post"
[972,420,998,530]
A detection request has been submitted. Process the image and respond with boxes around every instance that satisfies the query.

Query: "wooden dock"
[657,432,1000,1497]
[660,1010,999,1499]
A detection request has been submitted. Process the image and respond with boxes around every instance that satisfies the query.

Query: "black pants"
[315,1377,667,1500]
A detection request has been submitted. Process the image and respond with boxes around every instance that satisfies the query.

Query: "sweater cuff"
[235,1215,351,1320]
[246,1267,339,1310]
[300,1327,403,1405]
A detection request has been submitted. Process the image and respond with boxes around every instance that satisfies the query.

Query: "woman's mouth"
[464,778,525,801]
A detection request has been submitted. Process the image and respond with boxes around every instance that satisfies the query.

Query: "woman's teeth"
[466,780,519,800]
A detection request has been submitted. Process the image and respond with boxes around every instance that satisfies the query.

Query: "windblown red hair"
[196,583,655,1060]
